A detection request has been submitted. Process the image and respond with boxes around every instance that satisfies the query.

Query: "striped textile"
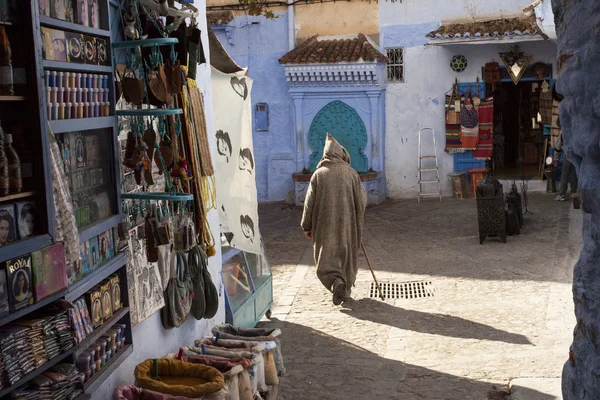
[473,98,494,160]
[445,95,464,153]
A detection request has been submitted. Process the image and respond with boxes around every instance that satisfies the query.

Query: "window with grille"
[255,103,269,132]
[386,47,404,82]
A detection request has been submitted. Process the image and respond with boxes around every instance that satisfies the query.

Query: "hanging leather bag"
[188,246,206,320]
[199,247,219,319]
[161,251,193,328]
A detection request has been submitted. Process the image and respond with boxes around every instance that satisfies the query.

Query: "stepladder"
[418,128,442,202]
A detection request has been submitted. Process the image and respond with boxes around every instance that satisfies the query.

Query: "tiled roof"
[279,34,387,65]
[427,17,542,41]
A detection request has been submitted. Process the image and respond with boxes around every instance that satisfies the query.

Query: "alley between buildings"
[258,194,579,399]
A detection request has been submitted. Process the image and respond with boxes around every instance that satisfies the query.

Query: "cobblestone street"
[258,194,580,399]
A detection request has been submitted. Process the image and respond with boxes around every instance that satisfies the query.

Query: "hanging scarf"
[460,99,479,150]
[473,97,494,160]
[551,100,562,148]
[445,94,463,153]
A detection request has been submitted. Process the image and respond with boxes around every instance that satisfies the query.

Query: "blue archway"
[307,101,368,173]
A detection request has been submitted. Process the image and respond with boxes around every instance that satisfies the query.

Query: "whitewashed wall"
[92,1,223,398]
[379,0,558,198]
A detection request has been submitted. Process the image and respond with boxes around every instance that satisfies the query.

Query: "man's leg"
[570,162,579,195]
[556,159,572,200]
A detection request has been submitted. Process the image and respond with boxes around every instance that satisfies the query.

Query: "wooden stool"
[467,167,489,198]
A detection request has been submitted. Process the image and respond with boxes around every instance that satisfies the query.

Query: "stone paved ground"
[257,194,581,399]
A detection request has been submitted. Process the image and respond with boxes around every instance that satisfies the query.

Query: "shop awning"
[523,0,556,42]
[425,16,547,46]
[208,27,244,74]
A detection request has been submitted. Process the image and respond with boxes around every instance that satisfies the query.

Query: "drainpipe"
[287,0,295,50]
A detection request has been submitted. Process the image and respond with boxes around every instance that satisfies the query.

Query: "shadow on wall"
[261,318,548,399]
[340,298,532,345]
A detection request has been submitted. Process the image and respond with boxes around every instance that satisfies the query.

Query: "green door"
[308,101,368,173]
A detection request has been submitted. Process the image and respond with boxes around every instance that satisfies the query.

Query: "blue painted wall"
[213,13,295,201]
[553,0,600,398]
[379,0,558,198]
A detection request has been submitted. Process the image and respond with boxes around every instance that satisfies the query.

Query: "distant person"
[301,134,367,305]
[553,129,578,203]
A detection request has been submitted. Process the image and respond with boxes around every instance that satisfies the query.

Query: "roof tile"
[279,34,387,65]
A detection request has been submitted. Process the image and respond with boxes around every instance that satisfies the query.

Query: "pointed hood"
[317,133,351,169]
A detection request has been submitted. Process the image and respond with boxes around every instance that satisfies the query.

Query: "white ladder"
[418,128,442,203]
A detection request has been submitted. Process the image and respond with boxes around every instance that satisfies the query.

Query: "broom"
[361,242,385,300]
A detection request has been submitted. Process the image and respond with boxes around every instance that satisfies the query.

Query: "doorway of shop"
[489,80,550,180]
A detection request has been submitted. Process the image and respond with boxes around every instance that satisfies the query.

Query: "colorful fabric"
[474,98,494,160]
[445,95,463,153]
[460,101,479,150]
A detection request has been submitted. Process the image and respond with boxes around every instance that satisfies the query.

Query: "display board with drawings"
[212,69,262,256]
[124,227,164,327]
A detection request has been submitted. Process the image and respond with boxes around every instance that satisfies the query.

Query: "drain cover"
[369,281,435,299]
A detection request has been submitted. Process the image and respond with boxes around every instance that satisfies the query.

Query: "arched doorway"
[307,101,368,173]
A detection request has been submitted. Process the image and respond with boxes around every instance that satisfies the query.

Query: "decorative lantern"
[450,55,468,73]
[476,175,506,244]
[505,183,523,233]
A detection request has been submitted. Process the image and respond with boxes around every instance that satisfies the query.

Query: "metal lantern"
[476,175,506,244]
[505,183,524,228]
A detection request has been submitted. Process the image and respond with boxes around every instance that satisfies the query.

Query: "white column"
[292,95,305,171]
[368,92,381,171]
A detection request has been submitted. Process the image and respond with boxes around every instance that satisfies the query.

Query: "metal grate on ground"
[369,281,435,299]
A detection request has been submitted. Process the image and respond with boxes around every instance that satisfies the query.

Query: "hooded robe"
[301,134,367,294]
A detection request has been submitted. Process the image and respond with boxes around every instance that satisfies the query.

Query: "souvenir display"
[83,35,97,65]
[0,269,8,317]
[50,0,73,22]
[39,0,51,17]
[41,27,68,62]
[96,37,108,66]
[31,243,68,302]
[98,230,113,263]
[100,280,112,320]
[16,201,36,240]
[65,32,84,64]
[12,363,84,399]
[5,254,34,312]
[86,287,102,328]
[88,0,100,28]
[0,204,15,247]
[88,236,99,269]
[76,0,88,26]
[80,240,91,275]
[110,274,121,312]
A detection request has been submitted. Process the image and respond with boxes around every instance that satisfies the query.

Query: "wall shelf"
[0,191,37,203]
[0,96,26,101]
[42,61,113,74]
[113,38,178,49]
[78,214,122,243]
[84,344,133,394]
[66,252,126,302]
[49,117,115,134]
[116,108,183,117]
[0,288,67,327]
[0,348,74,398]
[0,234,53,264]
[39,16,110,38]
[73,307,130,357]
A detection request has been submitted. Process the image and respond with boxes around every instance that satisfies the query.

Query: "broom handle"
[361,241,385,300]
